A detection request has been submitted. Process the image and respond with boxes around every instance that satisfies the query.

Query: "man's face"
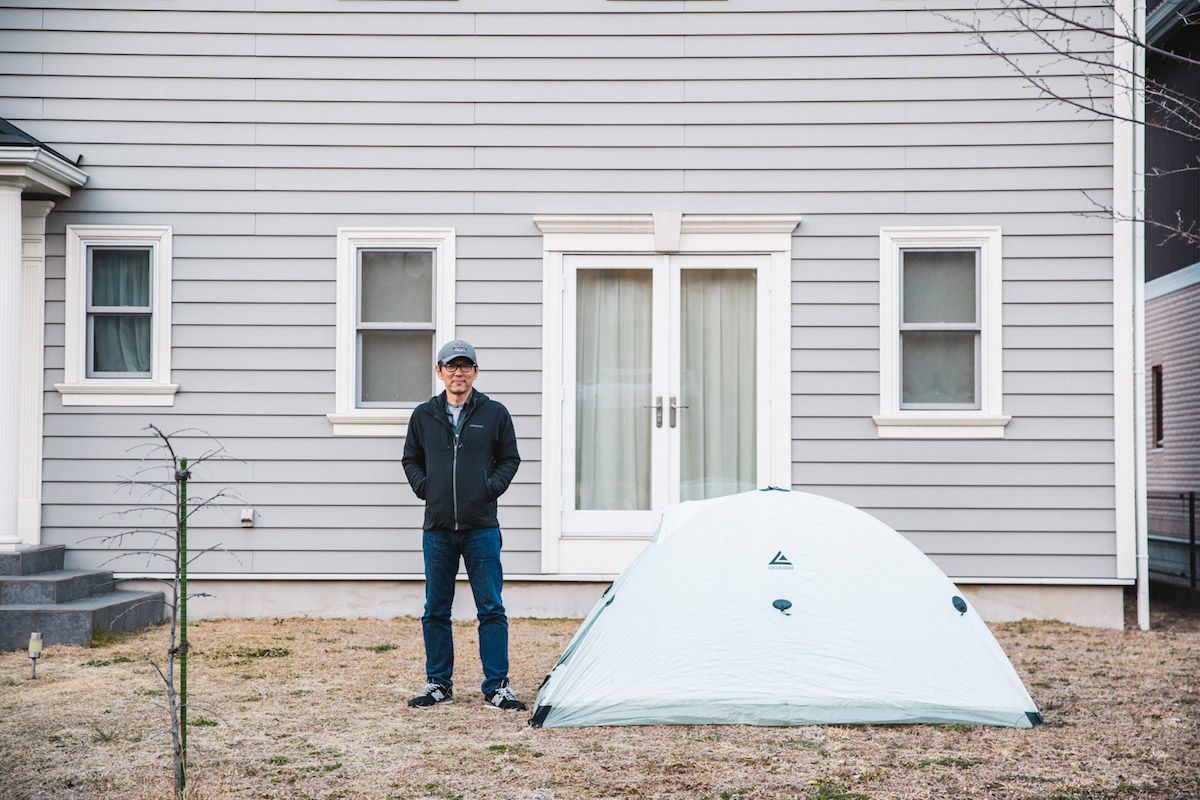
[437,358,477,397]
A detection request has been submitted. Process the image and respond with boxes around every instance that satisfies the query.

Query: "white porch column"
[0,179,26,550]
[19,201,53,546]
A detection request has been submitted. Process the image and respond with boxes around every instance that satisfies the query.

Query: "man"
[401,339,525,711]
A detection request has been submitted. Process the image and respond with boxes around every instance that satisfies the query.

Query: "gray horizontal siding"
[70,164,1114,193]
[1,76,1113,106]
[4,0,1121,581]
[22,99,1106,128]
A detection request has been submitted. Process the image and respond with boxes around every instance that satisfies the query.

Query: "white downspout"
[1133,0,1150,631]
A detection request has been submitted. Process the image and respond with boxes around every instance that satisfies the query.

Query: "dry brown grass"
[1,592,1197,800]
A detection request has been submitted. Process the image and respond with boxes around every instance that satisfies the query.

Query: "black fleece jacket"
[401,389,521,531]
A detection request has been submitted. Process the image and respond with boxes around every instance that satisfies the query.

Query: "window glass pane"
[91,314,152,374]
[576,268,652,511]
[360,330,432,405]
[360,250,434,324]
[902,250,976,324]
[680,269,756,502]
[91,248,150,308]
[901,331,976,405]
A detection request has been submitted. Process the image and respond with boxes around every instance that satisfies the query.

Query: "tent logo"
[768,551,794,570]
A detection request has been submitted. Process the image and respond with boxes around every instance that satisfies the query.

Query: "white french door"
[560,253,771,541]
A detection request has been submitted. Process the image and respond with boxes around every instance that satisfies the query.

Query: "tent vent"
[528,705,552,728]
[772,599,792,615]
[952,596,968,615]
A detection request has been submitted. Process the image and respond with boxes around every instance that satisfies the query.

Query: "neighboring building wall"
[0,3,1121,591]
[1145,272,1200,588]
[1146,275,1200,495]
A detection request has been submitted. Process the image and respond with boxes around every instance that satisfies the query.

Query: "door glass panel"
[679,269,756,501]
[575,269,652,510]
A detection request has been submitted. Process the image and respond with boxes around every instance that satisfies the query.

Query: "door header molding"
[534,214,802,241]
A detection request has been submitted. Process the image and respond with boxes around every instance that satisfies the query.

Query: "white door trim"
[535,214,801,575]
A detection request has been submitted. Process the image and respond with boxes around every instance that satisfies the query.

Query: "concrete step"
[0,545,65,576]
[0,590,166,651]
[0,570,115,605]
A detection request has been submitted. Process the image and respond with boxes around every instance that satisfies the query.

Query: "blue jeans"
[421,527,509,695]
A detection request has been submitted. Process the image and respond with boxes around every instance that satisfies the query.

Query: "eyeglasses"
[439,362,476,374]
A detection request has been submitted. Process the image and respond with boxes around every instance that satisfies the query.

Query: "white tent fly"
[530,489,1042,729]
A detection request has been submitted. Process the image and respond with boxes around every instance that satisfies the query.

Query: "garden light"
[28,632,42,678]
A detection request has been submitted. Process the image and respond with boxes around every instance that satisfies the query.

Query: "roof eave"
[0,145,88,197]
[1146,0,1200,45]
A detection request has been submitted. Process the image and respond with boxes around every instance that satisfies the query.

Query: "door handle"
[643,395,663,428]
[670,395,689,428]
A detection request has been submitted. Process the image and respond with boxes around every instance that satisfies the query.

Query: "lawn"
[0,592,1197,800]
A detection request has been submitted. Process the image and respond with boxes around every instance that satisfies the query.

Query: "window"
[57,225,176,406]
[899,249,980,408]
[329,227,455,436]
[874,227,1009,438]
[1152,364,1164,449]
[87,247,152,377]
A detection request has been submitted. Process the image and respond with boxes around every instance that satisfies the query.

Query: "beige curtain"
[680,269,756,501]
[575,269,653,510]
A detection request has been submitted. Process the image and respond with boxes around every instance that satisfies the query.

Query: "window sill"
[872,413,1011,439]
[55,381,178,407]
[327,411,412,437]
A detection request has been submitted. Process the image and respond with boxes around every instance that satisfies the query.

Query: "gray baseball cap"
[437,339,477,365]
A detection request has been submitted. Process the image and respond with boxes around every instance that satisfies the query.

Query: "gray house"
[0,0,1145,630]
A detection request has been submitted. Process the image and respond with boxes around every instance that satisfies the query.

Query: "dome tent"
[529,489,1042,728]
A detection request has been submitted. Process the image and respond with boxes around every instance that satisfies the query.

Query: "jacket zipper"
[452,433,460,531]
[451,397,477,532]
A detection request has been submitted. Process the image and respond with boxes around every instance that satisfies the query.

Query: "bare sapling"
[91,424,244,796]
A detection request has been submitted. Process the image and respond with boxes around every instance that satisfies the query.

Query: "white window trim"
[57,225,177,406]
[328,227,455,436]
[875,226,1009,439]
[535,213,800,574]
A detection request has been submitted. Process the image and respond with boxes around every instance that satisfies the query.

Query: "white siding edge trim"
[57,225,177,406]
[112,573,1135,586]
[1111,0,1141,590]
[329,227,455,437]
[534,213,800,575]
[1146,261,1200,299]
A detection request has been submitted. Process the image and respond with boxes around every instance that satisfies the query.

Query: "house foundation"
[118,579,1128,629]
